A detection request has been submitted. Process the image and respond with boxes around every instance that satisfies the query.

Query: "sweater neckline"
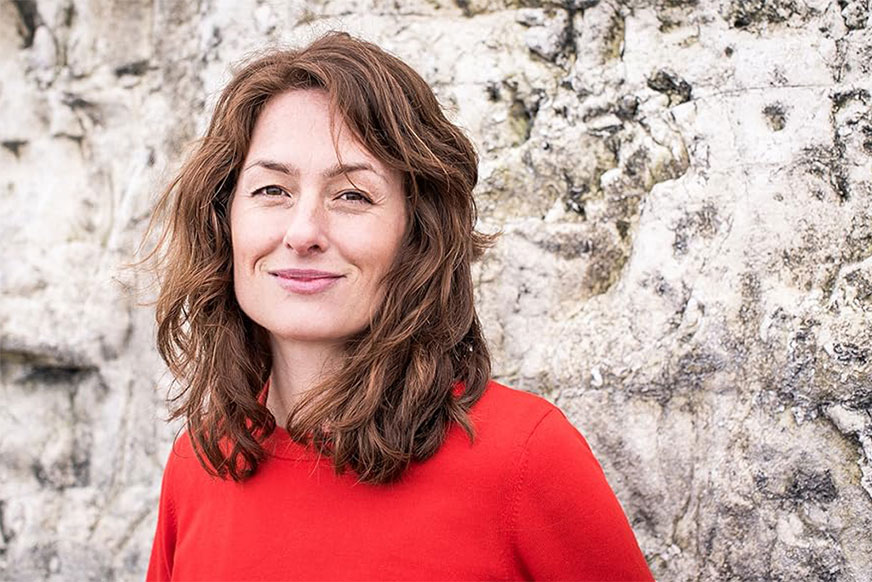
[256,379,332,462]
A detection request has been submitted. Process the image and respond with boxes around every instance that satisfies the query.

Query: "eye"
[251,185,288,197]
[337,190,372,204]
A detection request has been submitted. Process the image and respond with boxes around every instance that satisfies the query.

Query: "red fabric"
[146,380,653,581]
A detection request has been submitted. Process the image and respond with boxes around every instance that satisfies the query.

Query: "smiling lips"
[270,269,343,295]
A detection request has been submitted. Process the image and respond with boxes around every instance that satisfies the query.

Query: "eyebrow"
[243,159,384,182]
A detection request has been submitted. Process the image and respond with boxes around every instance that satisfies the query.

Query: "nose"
[282,194,329,255]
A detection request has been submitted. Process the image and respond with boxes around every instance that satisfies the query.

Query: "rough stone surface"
[1,0,871,580]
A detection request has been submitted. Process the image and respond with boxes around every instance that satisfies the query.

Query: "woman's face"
[229,89,407,346]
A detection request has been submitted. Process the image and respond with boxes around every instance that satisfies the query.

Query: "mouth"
[269,269,344,295]
[270,269,342,279]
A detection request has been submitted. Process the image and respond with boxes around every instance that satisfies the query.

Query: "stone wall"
[1,0,870,580]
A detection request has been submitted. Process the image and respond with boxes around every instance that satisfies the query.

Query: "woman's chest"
[171,457,518,580]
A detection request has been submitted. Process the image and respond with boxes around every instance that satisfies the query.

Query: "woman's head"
[150,32,493,483]
[230,88,408,346]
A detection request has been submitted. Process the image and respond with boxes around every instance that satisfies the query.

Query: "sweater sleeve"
[146,443,179,582]
[509,408,654,581]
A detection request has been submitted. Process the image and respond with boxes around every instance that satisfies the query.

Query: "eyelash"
[251,185,287,197]
[250,186,372,204]
[337,190,372,204]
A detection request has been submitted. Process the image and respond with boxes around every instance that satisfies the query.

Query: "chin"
[267,324,362,345]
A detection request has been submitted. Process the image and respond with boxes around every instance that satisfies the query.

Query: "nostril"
[281,204,329,253]
[283,237,326,254]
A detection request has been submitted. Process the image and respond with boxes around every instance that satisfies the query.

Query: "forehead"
[246,90,372,165]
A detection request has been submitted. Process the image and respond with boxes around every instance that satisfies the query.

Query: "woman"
[145,31,653,581]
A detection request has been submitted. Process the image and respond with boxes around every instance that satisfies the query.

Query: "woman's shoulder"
[473,379,573,428]
[473,382,653,580]
[463,379,591,458]
[159,429,213,488]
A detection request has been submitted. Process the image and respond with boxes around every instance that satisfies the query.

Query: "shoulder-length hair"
[146,31,494,484]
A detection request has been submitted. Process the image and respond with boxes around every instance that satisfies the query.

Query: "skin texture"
[229,89,408,419]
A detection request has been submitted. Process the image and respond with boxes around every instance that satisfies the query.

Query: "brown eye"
[252,185,287,197]
[338,190,371,203]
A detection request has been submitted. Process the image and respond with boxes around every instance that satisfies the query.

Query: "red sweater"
[147,380,653,581]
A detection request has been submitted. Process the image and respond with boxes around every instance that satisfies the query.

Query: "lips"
[269,269,343,295]
[271,269,341,279]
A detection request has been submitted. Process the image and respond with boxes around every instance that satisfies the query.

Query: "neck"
[267,337,344,424]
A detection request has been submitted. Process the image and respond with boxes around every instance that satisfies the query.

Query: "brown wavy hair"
[144,31,494,484]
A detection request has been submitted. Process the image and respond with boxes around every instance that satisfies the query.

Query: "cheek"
[230,210,278,272]
[230,231,252,301]
[352,219,406,279]
[229,224,250,276]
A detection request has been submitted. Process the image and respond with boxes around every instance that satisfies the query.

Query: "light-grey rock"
[1,0,870,580]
